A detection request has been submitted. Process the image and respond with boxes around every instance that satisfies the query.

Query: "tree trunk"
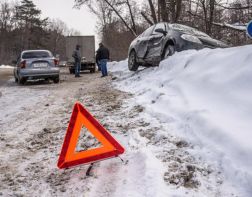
[159,0,168,22]
[175,0,182,22]
[200,0,208,33]
[208,0,215,35]
[126,0,136,33]
[148,0,157,24]
[170,0,176,22]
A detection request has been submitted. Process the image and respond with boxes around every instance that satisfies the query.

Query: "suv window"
[152,23,166,35]
[22,51,52,59]
[142,26,154,37]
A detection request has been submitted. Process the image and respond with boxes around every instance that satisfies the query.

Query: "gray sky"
[32,0,98,37]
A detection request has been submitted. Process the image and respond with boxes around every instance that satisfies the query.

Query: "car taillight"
[20,60,26,69]
[54,59,59,66]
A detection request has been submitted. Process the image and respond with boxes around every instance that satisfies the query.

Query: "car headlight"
[181,34,202,44]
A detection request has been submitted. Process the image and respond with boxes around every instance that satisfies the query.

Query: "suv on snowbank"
[128,23,228,71]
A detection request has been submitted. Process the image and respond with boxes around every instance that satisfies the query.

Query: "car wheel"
[18,77,27,85]
[90,68,95,73]
[128,50,139,71]
[53,77,60,83]
[15,76,18,83]
[69,68,74,74]
[162,45,175,60]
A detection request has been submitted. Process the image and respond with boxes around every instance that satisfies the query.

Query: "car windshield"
[169,24,210,37]
[22,51,52,59]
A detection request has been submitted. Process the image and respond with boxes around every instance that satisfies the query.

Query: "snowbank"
[109,45,252,196]
[0,65,13,69]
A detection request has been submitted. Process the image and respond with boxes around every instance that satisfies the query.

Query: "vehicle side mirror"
[155,28,167,35]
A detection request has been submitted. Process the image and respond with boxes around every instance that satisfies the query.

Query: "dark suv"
[128,23,227,71]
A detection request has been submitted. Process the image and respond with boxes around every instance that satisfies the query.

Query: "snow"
[227,23,246,31]
[1,45,252,196]
[169,23,210,37]
[213,22,246,31]
[0,65,13,69]
[109,45,252,196]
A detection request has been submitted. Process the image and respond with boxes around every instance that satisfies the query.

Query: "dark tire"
[128,50,139,71]
[90,67,95,73]
[15,76,18,83]
[53,77,60,83]
[18,77,27,85]
[69,68,75,74]
[162,45,175,60]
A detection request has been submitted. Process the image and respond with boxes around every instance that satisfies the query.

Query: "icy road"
[0,45,252,197]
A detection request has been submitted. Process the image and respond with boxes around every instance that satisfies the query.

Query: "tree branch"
[126,0,136,33]
[215,3,250,10]
[103,0,137,37]
[213,22,246,32]
[141,11,154,26]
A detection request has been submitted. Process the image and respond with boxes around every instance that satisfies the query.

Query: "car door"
[145,23,166,61]
[135,26,155,59]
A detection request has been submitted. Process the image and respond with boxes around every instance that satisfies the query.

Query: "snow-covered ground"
[109,44,252,196]
[0,65,13,69]
[0,45,251,197]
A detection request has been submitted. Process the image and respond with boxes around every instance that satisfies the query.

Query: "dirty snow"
[109,44,252,196]
[0,65,13,69]
[0,45,252,197]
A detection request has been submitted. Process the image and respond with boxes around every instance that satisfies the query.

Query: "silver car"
[13,50,60,84]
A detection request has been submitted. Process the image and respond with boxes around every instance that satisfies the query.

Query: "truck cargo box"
[66,36,96,73]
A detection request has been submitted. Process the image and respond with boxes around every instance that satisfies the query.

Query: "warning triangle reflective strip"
[57,102,125,169]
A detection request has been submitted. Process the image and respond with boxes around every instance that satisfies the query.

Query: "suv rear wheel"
[128,50,139,71]
[53,77,60,83]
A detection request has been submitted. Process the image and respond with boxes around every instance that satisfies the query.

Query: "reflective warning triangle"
[57,102,125,169]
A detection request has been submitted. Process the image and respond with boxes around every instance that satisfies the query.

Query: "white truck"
[66,36,96,74]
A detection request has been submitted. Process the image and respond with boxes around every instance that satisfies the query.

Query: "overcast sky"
[32,0,98,38]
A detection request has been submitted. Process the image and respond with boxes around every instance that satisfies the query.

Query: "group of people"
[72,43,110,78]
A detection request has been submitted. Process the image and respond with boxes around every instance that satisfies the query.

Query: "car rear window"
[22,51,52,59]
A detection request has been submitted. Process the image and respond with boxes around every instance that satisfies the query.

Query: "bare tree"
[126,0,137,32]
[148,0,157,23]
[159,0,168,22]
[75,0,137,36]
[141,11,154,25]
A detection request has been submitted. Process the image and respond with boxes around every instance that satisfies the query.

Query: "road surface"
[0,68,13,87]
[0,66,228,196]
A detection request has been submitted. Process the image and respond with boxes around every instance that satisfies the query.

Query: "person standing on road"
[95,50,101,71]
[96,43,110,77]
[72,45,81,77]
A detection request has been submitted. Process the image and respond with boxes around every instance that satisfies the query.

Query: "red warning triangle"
[57,102,125,169]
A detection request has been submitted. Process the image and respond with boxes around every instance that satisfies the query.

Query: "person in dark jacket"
[95,50,101,71]
[72,45,81,77]
[96,43,110,77]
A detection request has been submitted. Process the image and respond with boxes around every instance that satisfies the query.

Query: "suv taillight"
[54,59,59,66]
[20,60,26,68]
